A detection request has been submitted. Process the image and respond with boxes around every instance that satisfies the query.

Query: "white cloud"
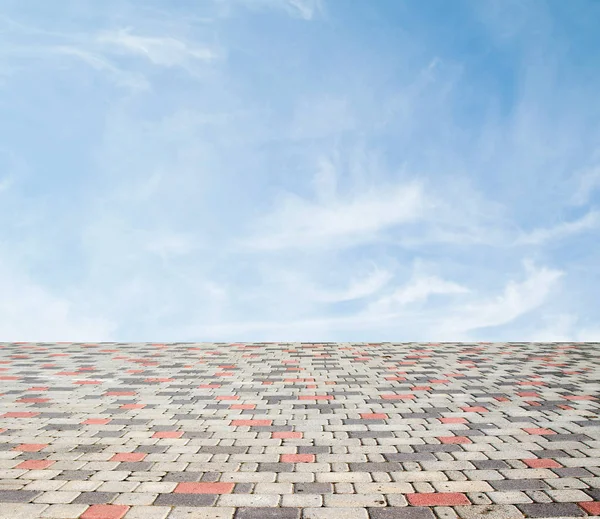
[0,259,114,341]
[96,29,217,67]
[572,165,600,206]
[301,268,393,303]
[50,45,150,90]
[286,0,324,19]
[312,157,338,203]
[241,180,426,250]
[575,327,600,341]
[526,313,575,342]
[437,261,563,336]
[224,0,324,20]
[173,261,561,342]
[515,210,600,245]
[527,314,600,342]
[367,275,469,314]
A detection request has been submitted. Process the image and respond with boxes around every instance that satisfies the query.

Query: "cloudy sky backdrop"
[1,0,599,342]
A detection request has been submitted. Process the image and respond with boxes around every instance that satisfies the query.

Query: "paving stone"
[304,508,370,519]
[33,491,81,504]
[0,504,50,519]
[39,504,90,518]
[488,491,533,504]
[166,508,236,519]
[323,494,387,507]
[452,505,523,519]
[281,494,322,507]
[517,502,587,517]
[154,493,218,506]
[367,508,436,519]
[294,483,333,494]
[72,492,119,504]
[0,490,42,502]
[233,508,300,519]
[218,494,280,507]
[123,505,171,519]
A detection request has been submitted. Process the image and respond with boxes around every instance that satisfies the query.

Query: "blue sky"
[1,0,599,342]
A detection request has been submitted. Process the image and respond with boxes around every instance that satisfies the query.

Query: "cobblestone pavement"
[0,342,599,519]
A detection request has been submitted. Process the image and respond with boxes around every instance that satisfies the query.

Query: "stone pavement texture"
[0,342,599,519]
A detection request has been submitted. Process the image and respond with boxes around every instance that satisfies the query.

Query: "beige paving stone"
[0,504,50,519]
[60,481,102,492]
[39,504,90,518]
[281,494,322,507]
[33,491,81,504]
[134,482,177,493]
[216,494,280,507]
[488,491,533,504]
[166,508,235,519]
[433,480,494,492]
[323,493,387,507]
[123,505,171,519]
[303,508,369,519]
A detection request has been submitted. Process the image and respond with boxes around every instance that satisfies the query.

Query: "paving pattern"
[0,342,599,519]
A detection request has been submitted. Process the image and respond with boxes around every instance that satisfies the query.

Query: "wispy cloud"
[242,181,425,250]
[0,260,114,341]
[515,210,600,245]
[366,275,469,314]
[172,260,561,342]
[571,165,600,206]
[275,267,394,304]
[437,262,563,337]
[96,29,218,67]
[240,153,428,250]
[223,0,324,20]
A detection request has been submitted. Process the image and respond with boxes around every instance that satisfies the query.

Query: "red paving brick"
[152,431,183,438]
[272,431,303,439]
[280,454,315,463]
[407,492,471,506]
[14,443,47,452]
[439,417,468,424]
[230,419,272,426]
[438,436,472,444]
[174,482,235,494]
[110,452,147,462]
[523,458,562,468]
[579,502,600,514]
[80,504,130,519]
[16,459,55,469]
[82,418,112,425]
[1,411,39,418]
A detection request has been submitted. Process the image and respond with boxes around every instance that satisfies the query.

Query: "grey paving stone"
[162,472,204,482]
[154,493,218,506]
[517,502,587,517]
[0,490,42,503]
[489,479,550,491]
[234,508,301,519]
[367,508,436,519]
[71,492,118,504]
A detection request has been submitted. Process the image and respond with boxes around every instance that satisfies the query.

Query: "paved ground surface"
[0,342,599,519]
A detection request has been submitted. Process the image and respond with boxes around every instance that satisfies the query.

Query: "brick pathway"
[0,342,599,519]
